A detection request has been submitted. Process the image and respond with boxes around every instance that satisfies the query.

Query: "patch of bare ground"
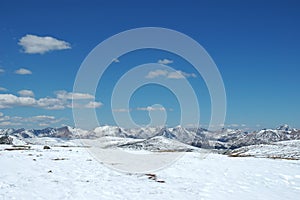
[145,173,165,183]
[156,149,193,153]
[228,154,252,158]
[52,158,69,161]
[228,154,299,160]
[268,156,299,160]
[4,145,31,151]
[54,145,90,148]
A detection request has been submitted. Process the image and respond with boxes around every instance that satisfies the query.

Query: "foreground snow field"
[1,145,300,200]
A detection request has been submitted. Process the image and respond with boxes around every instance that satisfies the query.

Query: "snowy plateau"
[1,125,300,199]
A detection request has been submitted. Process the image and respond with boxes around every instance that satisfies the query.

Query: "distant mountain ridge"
[1,124,300,150]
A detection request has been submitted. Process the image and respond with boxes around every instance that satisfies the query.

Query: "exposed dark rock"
[0,135,13,145]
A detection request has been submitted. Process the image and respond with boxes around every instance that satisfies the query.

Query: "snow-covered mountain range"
[1,124,300,150]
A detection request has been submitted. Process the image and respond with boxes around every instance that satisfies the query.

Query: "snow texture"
[1,144,300,200]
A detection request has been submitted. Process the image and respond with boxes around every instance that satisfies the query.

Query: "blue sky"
[0,0,299,130]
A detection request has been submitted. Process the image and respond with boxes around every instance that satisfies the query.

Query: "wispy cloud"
[18,34,71,54]
[112,108,131,113]
[228,124,240,128]
[0,121,22,126]
[145,69,196,79]
[113,107,169,112]
[0,91,102,110]
[55,90,94,100]
[158,59,173,65]
[167,70,196,79]
[26,115,56,121]
[0,94,36,109]
[137,106,166,111]
[0,87,8,92]
[0,94,54,109]
[18,90,34,97]
[219,124,248,129]
[112,58,120,63]
[145,69,168,79]
[0,112,64,127]
[0,68,5,73]
[14,68,32,75]
[36,97,65,110]
[84,101,102,108]
[38,123,50,127]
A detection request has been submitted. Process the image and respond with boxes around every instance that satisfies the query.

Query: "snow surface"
[228,140,300,160]
[1,144,300,200]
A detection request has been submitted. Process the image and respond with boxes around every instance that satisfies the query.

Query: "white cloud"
[112,58,120,63]
[84,101,102,108]
[0,121,22,126]
[137,106,166,111]
[145,69,168,79]
[18,34,71,54]
[0,112,64,127]
[223,124,248,128]
[0,94,63,110]
[170,70,196,79]
[158,59,173,65]
[38,123,50,127]
[229,124,240,128]
[56,90,94,100]
[113,107,168,112]
[21,115,63,124]
[18,90,34,97]
[167,71,186,79]
[36,98,65,110]
[112,108,131,112]
[0,114,9,122]
[0,91,102,110]
[167,70,196,79]
[28,115,56,121]
[66,103,80,109]
[145,69,196,79]
[67,101,103,109]
[14,68,32,75]
[0,94,36,108]
[0,68,4,73]
[0,87,8,92]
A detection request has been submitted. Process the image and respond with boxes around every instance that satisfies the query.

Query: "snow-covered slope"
[125,127,163,139]
[1,126,88,140]
[81,136,143,148]
[0,144,300,200]
[230,128,300,149]
[0,128,15,135]
[118,136,198,152]
[166,126,198,144]
[91,126,130,138]
[227,140,300,160]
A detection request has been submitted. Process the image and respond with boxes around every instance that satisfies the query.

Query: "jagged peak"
[276,124,290,131]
